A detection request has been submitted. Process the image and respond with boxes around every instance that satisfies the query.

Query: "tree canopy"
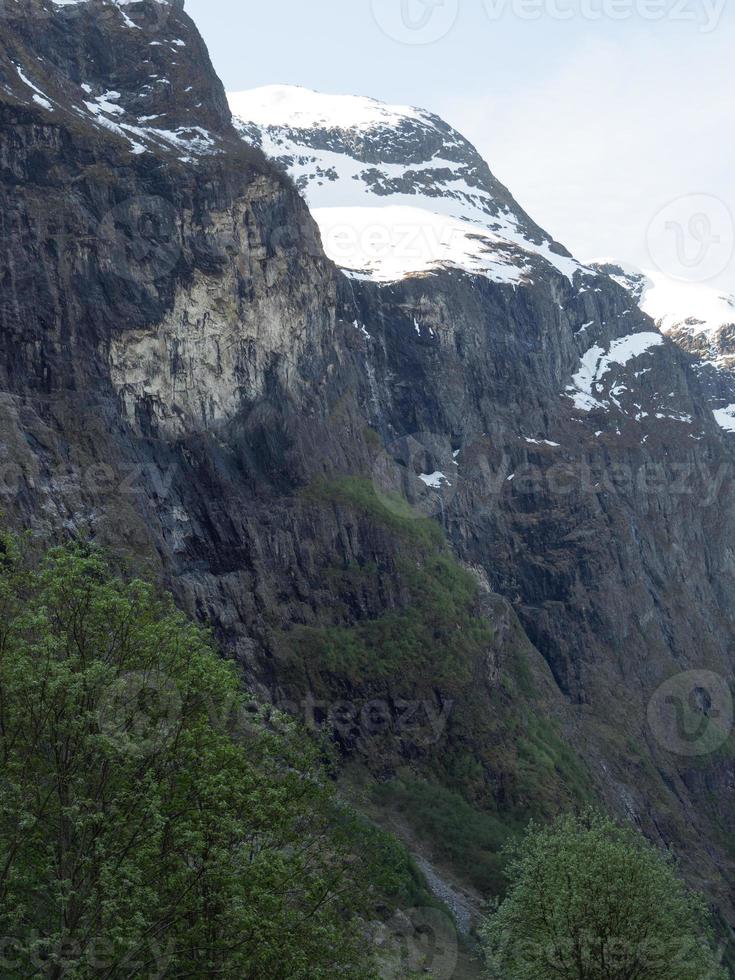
[481,809,725,980]
[0,536,374,978]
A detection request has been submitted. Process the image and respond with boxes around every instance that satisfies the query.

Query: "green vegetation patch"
[515,714,595,809]
[0,533,377,979]
[285,551,491,685]
[482,810,727,980]
[343,811,439,911]
[284,476,493,685]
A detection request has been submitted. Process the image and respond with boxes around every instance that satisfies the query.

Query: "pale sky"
[186,0,735,292]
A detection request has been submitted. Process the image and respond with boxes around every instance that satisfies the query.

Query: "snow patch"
[419,471,451,489]
[567,332,664,412]
[84,90,124,117]
[313,205,531,285]
[713,405,735,433]
[77,86,218,158]
[14,65,54,111]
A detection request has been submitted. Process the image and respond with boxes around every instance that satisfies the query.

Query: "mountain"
[2,8,735,970]
[228,85,735,949]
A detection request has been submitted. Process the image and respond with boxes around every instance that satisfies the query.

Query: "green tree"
[0,535,375,978]
[481,810,726,980]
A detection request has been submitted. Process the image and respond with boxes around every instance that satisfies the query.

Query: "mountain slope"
[230,84,735,939]
[0,8,594,967]
[230,85,730,442]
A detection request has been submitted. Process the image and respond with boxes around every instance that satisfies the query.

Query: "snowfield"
[229,85,589,285]
[228,85,427,131]
[713,405,735,433]
[312,205,531,283]
[641,275,735,339]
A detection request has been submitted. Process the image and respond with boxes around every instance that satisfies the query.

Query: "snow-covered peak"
[640,276,735,340]
[229,85,590,286]
[593,261,735,361]
[228,85,426,132]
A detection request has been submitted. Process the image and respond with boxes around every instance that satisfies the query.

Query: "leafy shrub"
[481,810,726,980]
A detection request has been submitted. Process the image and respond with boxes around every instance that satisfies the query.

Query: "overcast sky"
[186,0,735,292]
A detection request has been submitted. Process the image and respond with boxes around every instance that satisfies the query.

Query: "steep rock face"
[107,183,333,435]
[1,0,231,159]
[233,85,735,922]
[0,1,340,512]
[1,5,734,954]
[337,259,735,905]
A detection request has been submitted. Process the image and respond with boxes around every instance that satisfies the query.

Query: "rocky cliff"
[1,2,734,967]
